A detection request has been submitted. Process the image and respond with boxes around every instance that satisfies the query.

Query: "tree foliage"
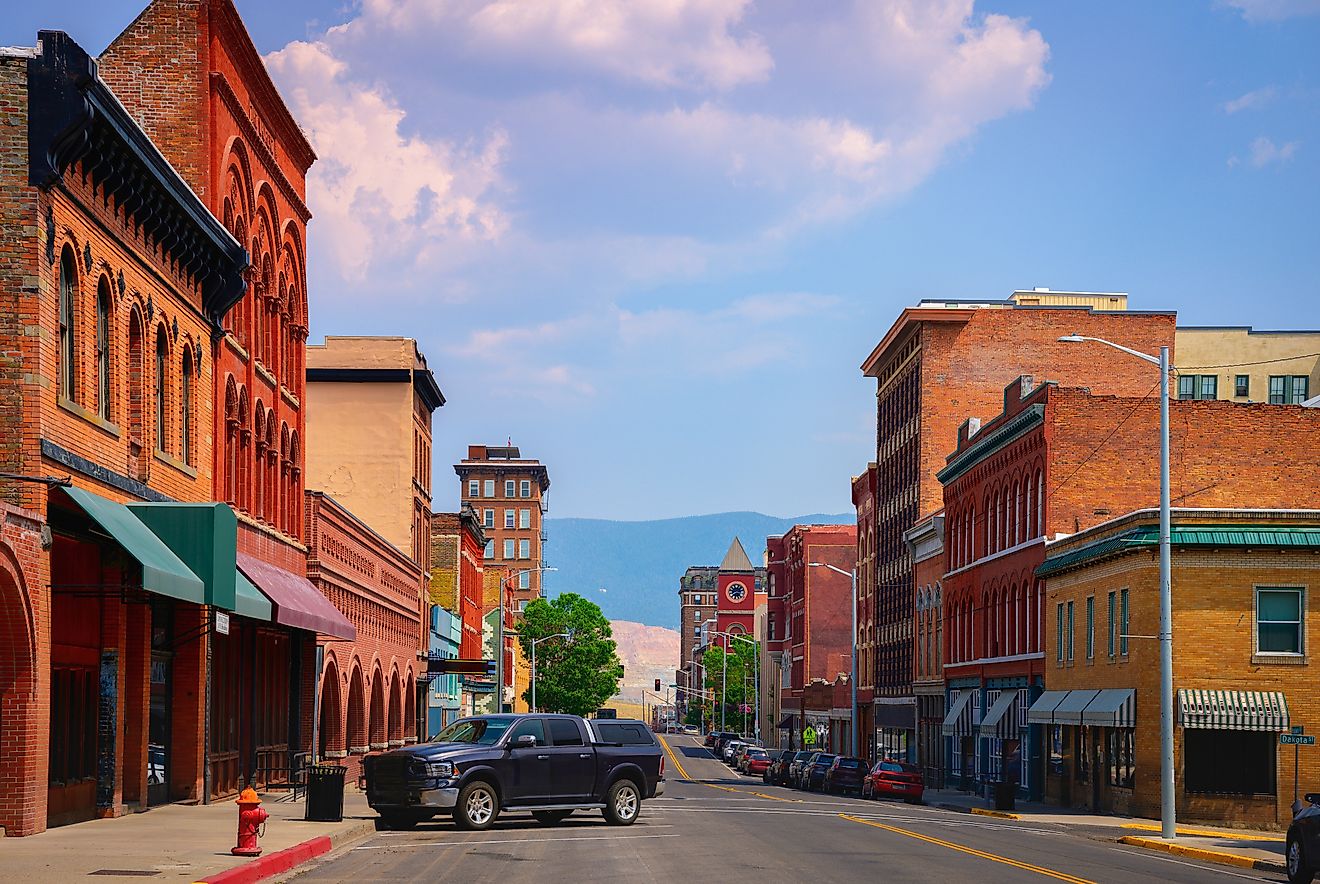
[517,593,624,716]
[702,639,759,735]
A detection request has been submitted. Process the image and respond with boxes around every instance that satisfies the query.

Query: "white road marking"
[355,833,680,850]
[1106,846,1275,881]
[378,824,674,837]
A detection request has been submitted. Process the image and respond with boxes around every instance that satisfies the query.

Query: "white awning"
[1026,690,1069,726]
[1178,689,1289,732]
[977,689,1021,740]
[1052,689,1101,726]
[1082,689,1136,728]
[941,691,974,737]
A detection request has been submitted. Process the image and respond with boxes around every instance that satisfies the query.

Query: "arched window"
[127,308,145,463]
[59,246,77,401]
[180,348,193,465]
[155,326,169,454]
[96,278,111,419]
[224,380,238,504]
[1024,473,1033,539]
[1036,468,1045,536]
[254,404,266,517]
[1013,480,1022,545]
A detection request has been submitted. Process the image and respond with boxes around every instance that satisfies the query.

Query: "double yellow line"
[657,735,692,781]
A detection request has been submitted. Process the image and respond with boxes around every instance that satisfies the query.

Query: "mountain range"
[542,510,854,629]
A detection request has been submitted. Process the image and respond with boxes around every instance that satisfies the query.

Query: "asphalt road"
[285,735,1285,883]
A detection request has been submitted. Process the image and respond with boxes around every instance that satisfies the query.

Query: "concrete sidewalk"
[0,789,376,882]
[923,788,1287,873]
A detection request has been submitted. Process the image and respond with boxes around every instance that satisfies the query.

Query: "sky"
[7,1,1319,521]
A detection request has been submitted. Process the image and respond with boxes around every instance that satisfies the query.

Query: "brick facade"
[455,445,550,611]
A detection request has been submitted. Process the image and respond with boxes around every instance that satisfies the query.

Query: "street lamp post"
[706,628,760,743]
[498,566,557,713]
[530,632,569,712]
[1060,334,1175,840]
[809,562,858,759]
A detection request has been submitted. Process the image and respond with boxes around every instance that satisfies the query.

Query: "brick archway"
[0,539,41,836]
[318,658,343,758]
[403,668,416,742]
[368,669,386,750]
[346,665,366,754]
[387,669,402,745]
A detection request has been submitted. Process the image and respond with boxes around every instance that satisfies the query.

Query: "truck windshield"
[432,717,514,745]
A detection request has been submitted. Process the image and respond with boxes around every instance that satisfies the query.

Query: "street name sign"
[1280,734,1316,746]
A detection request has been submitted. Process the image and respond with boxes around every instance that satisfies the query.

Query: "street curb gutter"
[970,807,1020,821]
[196,820,375,884]
[1118,835,1287,874]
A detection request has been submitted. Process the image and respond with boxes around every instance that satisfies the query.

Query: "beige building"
[1175,327,1319,405]
[304,336,445,569]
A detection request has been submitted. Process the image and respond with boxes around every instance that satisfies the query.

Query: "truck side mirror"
[513,734,538,749]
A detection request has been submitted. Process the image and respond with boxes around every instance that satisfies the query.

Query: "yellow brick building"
[1036,508,1320,829]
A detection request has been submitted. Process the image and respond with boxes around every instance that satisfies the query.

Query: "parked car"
[824,756,867,795]
[742,748,771,776]
[1287,792,1320,883]
[862,760,925,803]
[803,753,836,792]
[682,724,699,736]
[708,730,738,754]
[362,714,665,831]
[764,750,795,785]
[786,751,816,788]
[722,740,745,763]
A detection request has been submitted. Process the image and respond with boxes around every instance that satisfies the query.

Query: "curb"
[1118,835,1287,874]
[196,819,375,884]
[970,807,1021,821]
[933,802,972,814]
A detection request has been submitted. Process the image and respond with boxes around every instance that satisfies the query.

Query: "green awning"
[1038,524,1320,578]
[61,486,205,604]
[127,502,238,611]
[234,568,273,621]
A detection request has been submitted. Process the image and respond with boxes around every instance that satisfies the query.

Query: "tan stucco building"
[1175,326,1319,405]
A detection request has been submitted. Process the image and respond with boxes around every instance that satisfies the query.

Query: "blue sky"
[8,1,1318,520]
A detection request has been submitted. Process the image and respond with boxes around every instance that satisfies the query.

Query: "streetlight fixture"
[498,566,557,712]
[530,632,570,712]
[809,562,858,759]
[1060,333,1174,840]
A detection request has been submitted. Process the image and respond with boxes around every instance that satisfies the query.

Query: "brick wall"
[0,502,48,836]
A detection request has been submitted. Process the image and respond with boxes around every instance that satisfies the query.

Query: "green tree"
[517,593,624,715]
[702,639,759,735]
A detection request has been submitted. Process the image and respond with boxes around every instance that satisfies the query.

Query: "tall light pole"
[530,632,569,712]
[810,562,858,759]
[1060,334,1174,839]
[498,566,557,713]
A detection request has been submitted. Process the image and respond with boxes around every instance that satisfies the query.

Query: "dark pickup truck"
[361,713,666,830]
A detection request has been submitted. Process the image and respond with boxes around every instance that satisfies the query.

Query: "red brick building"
[851,465,877,757]
[715,537,758,639]
[905,511,944,781]
[306,492,422,781]
[766,526,856,750]
[455,445,550,614]
[858,294,1175,770]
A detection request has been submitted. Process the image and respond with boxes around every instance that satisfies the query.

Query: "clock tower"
[716,537,756,642]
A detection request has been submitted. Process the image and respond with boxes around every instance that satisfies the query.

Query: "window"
[1108,728,1135,788]
[1269,375,1310,404]
[548,718,584,746]
[483,508,494,529]
[1107,591,1116,658]
[505,479,515,497]
[484,539,494,559]
[503,539,515,559]
[1185,730,1274,794]
[1200,375,1217,400]
[518,570,530,590]
[519,539,530,559]
[595,722,654,745]
[58,247,77,401]
[505,509,515,529]
[1056,603,1064,663]
[1178,374,1218,400]
[468,480,479,498]
[694,626,701,636]
[1256,587,1304,654]
[1066,601,1074,662]
[519,508,531,529]
[507,718,546,747]
[520,480,531,498]
[180,349,193,464]
[1235,375,1250,398]
[694,610,702,622]
[1119,589,1130,656]
[96,280,111,418]
[155,327,169,453]
[516,599,527,612]
[483,479,495,497]
[1085,596,1094,660]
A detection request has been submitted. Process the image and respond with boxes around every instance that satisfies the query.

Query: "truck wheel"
[1289,837,1315,884]
[603,779,641,826]
[454,781,499,831]
[532,810,573,825]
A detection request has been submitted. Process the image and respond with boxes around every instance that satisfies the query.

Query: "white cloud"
[1248,136,1301,167]
[1223,86,1277,113]
[265,40,509,283]
[1221,0,1320,21]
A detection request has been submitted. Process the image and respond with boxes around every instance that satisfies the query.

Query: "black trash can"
[305,764,347,822]
[994,780,1016,812]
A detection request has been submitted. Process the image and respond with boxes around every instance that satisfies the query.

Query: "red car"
[742,747,771,776]
[862,760,924,803]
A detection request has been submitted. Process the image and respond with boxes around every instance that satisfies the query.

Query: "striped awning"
[942,691,974,737]
[1026,690,1069,725]
[1178,689,1289,732]
[978,690,1021,740]
[1053,689,1101,726]
[1082,689,1136,728]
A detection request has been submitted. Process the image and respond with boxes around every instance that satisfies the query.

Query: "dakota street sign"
[1280,734,1317,746]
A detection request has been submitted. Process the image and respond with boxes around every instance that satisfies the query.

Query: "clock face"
[726,582,747,602]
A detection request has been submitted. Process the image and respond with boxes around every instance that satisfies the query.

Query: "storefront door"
[148,651,172,806]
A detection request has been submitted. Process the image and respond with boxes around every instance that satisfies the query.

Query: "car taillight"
[660,755,666,778]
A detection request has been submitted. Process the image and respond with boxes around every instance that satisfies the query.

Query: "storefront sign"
[215,611,230,635]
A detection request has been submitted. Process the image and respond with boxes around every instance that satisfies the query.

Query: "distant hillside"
[542,511,854,629]
[609,621,680,703]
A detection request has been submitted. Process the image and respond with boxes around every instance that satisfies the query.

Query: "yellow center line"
[657,735,692,781]
[752,792,801,803]
[840,814,1097,884]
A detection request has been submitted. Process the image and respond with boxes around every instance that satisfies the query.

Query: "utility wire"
[1178,352,1320,370]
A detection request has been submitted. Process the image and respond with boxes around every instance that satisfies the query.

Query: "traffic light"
[654,678,661,692]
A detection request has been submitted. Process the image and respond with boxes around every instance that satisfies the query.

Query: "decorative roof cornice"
[936,404,1045,486]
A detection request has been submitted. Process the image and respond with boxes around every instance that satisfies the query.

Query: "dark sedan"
[803,753,836,792]
[786,751,815,788]
[823,756,866,795]
[764,750,795,786]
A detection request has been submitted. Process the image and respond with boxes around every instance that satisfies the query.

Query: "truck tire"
[532,810,573,825]
[453,780,500,831]
[602,779,641,826]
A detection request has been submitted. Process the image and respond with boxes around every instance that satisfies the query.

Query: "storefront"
[875,698,916,763]
[1030,688,1135,813]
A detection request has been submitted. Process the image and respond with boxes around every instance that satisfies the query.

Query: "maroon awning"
[237,552,355,640]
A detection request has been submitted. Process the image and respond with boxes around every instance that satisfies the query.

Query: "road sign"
[803,725,818,746]
[1281,734,1316,746]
